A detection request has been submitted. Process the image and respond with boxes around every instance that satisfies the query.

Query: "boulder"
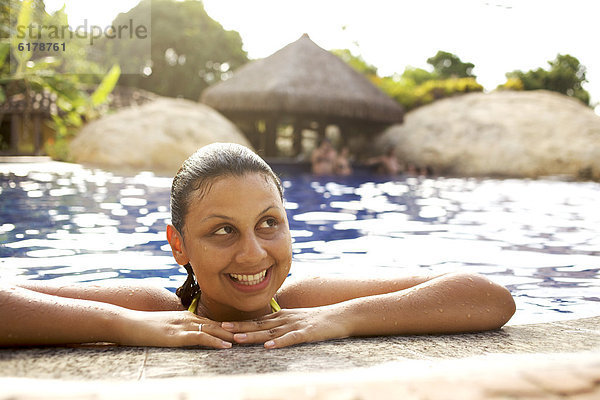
[70,97,252,175]
[378,90,600,180]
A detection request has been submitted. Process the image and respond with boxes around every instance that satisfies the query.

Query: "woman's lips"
[227,266,273,292]
[229,269,268,285]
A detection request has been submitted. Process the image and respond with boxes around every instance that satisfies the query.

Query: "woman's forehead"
[189,173,281,206]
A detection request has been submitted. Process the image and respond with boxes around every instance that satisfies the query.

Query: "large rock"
[70,97,252,175]
[378,90,600,179]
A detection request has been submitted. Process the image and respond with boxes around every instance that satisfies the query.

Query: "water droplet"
[486,308,491,313]
[467,314,471,319]
[438,308,444,313]
[486,292,491,297]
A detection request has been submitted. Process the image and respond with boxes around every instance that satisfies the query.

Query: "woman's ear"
[166,224,190,265]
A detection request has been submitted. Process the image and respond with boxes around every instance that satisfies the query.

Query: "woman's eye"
[214,226,234,235]
[259,218,278,229]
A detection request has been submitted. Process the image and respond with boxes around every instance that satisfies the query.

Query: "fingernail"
[222,341,232,348]
[221,322,234,329]
[234,333,247,341]
[264,340,275,348]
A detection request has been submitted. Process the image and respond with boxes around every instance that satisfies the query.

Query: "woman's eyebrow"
[258,205,277,216]
[199,205,278,224]
[199,214,232,223]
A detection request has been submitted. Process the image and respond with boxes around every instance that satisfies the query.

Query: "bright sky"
[45,0,600,114]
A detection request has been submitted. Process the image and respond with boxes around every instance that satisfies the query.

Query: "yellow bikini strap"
[270,297,281,312]
[188,295,199,313]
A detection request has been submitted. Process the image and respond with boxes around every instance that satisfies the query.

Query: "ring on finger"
[198,323,203,332]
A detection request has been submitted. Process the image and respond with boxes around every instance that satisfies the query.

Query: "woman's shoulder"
[276,276,368,309]
[130,283,185,311]
[276,274,435,309]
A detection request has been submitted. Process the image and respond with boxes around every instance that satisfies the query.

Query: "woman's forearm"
[1,285,236,348]
[224,272,516,349]
[336,273,516,336]
[15,281,182,311]
[0,285,125,346]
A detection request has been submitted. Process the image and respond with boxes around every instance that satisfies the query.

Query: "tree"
[504,54,590,105]
[332,48,483,111]
[331,48,378,77]
[427,50,476,79]
[98,0,248,100]
[400,66,438,85]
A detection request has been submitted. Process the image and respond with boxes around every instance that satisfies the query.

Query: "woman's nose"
[235,233,268,265]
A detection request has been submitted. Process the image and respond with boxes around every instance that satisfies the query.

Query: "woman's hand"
[220,306,349,349]
[116,310,234,349]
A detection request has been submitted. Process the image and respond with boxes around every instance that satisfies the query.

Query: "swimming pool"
[1,161,599,325]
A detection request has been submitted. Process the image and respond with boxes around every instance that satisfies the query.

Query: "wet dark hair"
[171,143,283,308]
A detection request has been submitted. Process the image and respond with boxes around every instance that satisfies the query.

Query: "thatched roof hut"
[201,34,404,157]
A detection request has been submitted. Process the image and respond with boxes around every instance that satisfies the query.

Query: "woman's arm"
[224,272,516,348]
[276,275,435,308]
[0,284,234,348]
[16,281,183,311]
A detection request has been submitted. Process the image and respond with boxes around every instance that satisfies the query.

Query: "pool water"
[1,162,599,325]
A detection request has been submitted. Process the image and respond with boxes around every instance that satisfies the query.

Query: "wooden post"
[10,114,20,154]
[265,118,278,157]
[292,124,302,156]
[257,119,267,157]
[317,121,326,143]
[34,114,42,154]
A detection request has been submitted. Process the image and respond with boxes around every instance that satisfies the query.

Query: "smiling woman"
[166,148,292,322]
[0,143,515,349]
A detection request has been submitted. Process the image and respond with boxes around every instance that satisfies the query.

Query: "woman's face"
[177,173,292,320]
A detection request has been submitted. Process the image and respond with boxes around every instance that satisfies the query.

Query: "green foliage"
[496,77,524,91]
[97,0,248,100]
[333,49,483,111]
[504,54,590,105]
[1,0,119,159]
[427,50,476,79]
[378,74,483,110]
[91,65,120,107]
[331,48,378,77]
[399,67,438,85]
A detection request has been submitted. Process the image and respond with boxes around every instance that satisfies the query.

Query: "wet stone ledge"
[1,316,599,381]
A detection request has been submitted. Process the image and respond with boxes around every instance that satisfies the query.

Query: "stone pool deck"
[1,316,599,399]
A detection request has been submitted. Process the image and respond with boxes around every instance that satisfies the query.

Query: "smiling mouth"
[228,268,269,286]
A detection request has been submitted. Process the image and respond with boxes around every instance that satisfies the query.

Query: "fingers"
[173,314,234,349]
[220,315,280,334]
[263,330,305,349]
[198,321,236,342]
[182,331,232,349]
[189,311,311,349]
[230,324,290,345]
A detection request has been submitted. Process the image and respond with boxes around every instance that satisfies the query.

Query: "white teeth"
[229,269,267,285]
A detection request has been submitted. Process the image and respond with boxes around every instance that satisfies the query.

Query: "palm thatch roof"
[201,34,404,124]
